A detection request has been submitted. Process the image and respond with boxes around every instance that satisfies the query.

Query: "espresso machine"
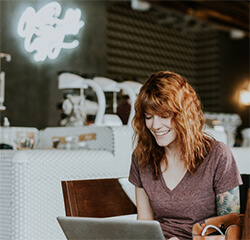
[58,73,105,126]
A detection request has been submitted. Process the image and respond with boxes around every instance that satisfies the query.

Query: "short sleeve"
[129,152,143,188]
[213,142,243,194]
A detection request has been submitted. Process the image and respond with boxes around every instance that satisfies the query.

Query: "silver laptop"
[57,216,165,240]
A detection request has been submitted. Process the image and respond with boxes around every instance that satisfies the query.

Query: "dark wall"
[219,32,250,132]
[0,1,107,129]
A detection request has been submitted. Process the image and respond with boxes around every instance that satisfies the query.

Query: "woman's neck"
[164,141,181,162]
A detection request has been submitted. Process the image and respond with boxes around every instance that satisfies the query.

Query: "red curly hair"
[132,71,212,179]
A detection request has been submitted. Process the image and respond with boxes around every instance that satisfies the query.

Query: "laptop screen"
[57,216,165,240]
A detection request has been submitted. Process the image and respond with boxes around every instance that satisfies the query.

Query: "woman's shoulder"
[131,151,140,166]
[206,140,236,168]
[210,140,231,155]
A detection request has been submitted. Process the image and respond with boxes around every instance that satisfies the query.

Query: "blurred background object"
[0,1,248,146]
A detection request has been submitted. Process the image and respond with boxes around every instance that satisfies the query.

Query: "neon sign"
[17,2,84,62]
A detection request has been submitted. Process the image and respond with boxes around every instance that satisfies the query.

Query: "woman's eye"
[161,114,171,119]
[145,115,152,120]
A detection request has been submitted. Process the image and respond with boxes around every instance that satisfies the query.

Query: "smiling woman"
[132,71,209,175]
[144,114,176,149]
[129,71,243,240]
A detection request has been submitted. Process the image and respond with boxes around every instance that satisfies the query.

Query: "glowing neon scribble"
[17,2,84,62]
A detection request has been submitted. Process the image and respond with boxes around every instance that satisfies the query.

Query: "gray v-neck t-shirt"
[129,141,242,240]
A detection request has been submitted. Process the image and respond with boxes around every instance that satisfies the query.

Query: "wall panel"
[106,2,220,111]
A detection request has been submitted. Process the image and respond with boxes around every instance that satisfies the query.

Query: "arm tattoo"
[216,186,240,215]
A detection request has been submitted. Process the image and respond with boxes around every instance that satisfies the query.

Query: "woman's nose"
[152,116,162,129]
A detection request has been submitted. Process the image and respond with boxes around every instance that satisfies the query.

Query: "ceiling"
[150,0,250,38]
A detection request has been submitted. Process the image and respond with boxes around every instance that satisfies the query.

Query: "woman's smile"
[153,129,171,137]
[145,114,177,147]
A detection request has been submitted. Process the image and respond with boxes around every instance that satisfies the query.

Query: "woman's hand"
[168,237,180,240]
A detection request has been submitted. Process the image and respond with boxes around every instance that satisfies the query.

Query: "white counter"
[231,147,250,174]
[0,126,133,240]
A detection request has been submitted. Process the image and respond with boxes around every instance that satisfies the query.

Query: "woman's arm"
[216,186,240,215]
[135,187,154,220]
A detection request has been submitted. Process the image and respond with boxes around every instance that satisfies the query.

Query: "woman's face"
[145,113,177,148]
